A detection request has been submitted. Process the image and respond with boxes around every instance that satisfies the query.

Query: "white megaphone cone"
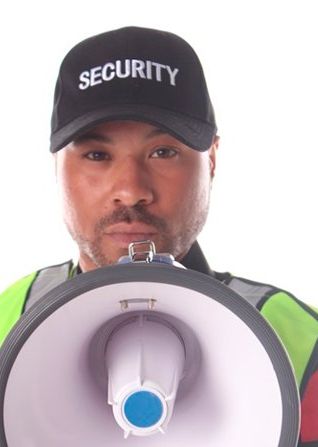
[0,240,300,447]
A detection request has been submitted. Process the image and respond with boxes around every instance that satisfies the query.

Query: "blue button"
[124,391,163,428]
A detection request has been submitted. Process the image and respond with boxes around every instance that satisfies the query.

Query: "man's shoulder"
[0,260,74,346]
[0,260,75,299]
[216,271,318,315]
[218,271,318,390]
[225,272,318,344]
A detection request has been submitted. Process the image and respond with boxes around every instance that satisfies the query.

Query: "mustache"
[95,205,168,232]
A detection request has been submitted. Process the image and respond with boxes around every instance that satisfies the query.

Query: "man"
[0,27,317,445]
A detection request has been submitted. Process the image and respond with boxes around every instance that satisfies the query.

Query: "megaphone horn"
[0,242,300,446]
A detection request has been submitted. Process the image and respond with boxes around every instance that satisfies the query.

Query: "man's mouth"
[103,223,159,247]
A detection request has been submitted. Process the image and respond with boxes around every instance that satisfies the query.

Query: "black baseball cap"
[50,26,217,152]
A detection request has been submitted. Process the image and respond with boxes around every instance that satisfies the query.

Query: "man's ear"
[209,135,219,178]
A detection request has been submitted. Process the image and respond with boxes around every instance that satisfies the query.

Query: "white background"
[0,0,317,305]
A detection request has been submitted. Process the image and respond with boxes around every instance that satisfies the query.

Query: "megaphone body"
[0,243,300,446]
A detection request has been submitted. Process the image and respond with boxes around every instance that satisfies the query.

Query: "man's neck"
[180,241,212,275]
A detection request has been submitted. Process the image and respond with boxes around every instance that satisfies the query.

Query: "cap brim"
[50,104,215,152]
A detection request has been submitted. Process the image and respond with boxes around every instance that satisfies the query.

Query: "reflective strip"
[227,278,272,307]
[24,263,71,311]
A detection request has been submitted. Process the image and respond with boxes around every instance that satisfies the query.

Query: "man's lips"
[103,223,158,246]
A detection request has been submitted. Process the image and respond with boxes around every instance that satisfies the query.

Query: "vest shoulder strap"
[0,260,73,346]
[24,260,73,312]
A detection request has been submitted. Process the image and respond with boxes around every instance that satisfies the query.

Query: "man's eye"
[84,151,109,161]
[151,147,178,159]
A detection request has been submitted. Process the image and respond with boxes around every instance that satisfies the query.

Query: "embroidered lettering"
[78,59,179,90]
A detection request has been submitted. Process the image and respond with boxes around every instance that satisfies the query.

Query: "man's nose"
[109,158,154,207]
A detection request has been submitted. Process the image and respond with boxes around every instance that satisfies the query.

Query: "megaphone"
[0,241,300,446]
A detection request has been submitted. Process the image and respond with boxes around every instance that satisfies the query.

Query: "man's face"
[55,120,216,271]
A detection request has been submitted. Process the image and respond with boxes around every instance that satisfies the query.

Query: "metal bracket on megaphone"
[128,240,157,263]
[119,240,185,268]
[119,240,179,311]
